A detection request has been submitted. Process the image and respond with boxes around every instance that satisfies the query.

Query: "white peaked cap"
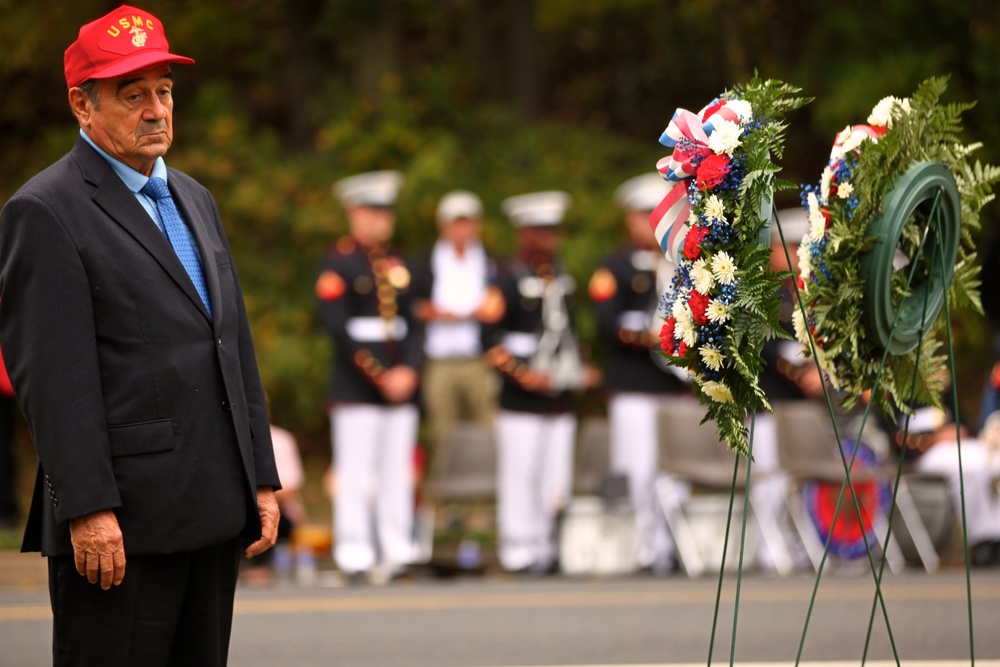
[436,190,483,225]
[772,208,810,245]
[332,170,404,208]
[501,191,571,228]
[614,173,670,213]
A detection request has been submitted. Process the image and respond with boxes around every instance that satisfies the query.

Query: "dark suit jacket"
[0,137,280,557]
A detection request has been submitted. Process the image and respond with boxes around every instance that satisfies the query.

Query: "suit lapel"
[73,139,213,325]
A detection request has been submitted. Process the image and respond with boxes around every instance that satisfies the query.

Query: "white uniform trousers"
[496,410,576,572]
[915,439,1000,544]
[608,392,676,571]
[330,403,419,573]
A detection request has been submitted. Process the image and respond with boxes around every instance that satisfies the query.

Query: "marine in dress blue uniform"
[484,191,599,573]
[589,173,689,573]
[316,171,423,582]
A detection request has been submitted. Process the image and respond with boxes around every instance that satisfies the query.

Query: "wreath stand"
[692,163,977,666]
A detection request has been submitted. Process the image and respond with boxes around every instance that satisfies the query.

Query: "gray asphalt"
[2,566,999,666]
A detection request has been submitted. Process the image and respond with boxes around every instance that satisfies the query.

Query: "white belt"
[346,316,408,342]
[502,332,539,358]
[618,310,649,332]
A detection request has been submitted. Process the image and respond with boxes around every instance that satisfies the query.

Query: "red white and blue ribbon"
[650,100,740,262]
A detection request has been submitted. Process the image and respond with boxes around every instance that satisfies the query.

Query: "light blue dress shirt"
[79,130,204,264]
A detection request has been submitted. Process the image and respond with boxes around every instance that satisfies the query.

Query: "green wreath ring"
[794,78,999,414]
[860,161,961,355]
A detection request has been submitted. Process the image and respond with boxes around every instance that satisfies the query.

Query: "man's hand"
[244,487,279,559]
[378,365,419,404]
[69,509,125,590]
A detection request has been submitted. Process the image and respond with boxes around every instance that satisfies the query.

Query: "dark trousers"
[49,538,243,667]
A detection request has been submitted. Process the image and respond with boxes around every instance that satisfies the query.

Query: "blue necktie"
[141,177,212,316]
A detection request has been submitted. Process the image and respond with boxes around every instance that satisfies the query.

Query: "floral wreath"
[652,76,810,455]
[795,77,1000,415]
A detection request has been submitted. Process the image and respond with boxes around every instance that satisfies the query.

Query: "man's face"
[348,205,396,246]
[70,65,174,175]
[440,217,481,247]
[625,209,657,250]
[518,225,561,257]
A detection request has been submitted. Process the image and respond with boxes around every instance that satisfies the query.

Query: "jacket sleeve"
[0,193,121,524]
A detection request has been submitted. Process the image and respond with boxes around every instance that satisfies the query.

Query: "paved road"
[2,565,999,666]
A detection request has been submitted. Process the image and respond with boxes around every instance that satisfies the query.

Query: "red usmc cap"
[64,5,194,89]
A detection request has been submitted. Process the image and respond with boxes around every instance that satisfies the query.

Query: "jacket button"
[221,400,231,412]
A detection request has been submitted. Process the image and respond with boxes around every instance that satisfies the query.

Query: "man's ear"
[68,87,92,128]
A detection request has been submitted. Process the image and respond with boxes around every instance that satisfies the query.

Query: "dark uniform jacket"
[483,255,580,414]
[0,137,280,557]
[316,236,423,405]
[590,243,686,395]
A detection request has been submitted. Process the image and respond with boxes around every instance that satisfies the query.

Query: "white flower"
[706,299,732,324]
[726,99,753,124]
[835,125,854,145]
[819,166,834,205]
[837,182,854,199]
[704,195,726,223]
[691,259,715,294]
[688,208,700,224]
[792,308,809,345]
[797,238,813,281]
[868,96,909,128]
[702,380,734,403]
[807,192,826,240]
[671,292,690,320]
[840,128,872,154]
[675,310,698,346]
[699,346,725,371]
[707,120,742,156]
[711,251,737,285]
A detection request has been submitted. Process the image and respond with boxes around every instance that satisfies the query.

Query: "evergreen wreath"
[795,77,1000,415]
[652,76,810,456]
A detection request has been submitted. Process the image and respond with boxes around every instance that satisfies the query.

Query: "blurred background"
[1,0,998,530]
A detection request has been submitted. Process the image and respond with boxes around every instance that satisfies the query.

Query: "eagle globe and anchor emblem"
[129,25,148,48]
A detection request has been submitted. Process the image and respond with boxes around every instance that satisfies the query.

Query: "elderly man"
[0,6,280,666]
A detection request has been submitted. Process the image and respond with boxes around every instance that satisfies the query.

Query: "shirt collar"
[79,129,168,193]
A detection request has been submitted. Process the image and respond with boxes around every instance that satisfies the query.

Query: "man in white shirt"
[411,191,501,482]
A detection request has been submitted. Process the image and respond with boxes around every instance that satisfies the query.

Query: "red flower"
[659,318,677,355]
[796,276,805,290]
[683,225,711,261]
[702,99,727,121]
[696,153,731,191]
[676,341,690,358]
[688,290,710,325]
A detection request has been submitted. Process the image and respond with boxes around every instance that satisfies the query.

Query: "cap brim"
[84,51,195,84]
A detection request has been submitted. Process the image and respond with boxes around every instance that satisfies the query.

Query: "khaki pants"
[422,357,497,480]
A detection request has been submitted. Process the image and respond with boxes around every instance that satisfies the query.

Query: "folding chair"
[573,416,613,497]
[773,401,929,573]
[425,421,497,502]
[656,399,795,578]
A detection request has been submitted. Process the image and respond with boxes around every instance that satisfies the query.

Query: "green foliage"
[2,1,1000,448]
[797,77,1000,417]
[658,76,810,455]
